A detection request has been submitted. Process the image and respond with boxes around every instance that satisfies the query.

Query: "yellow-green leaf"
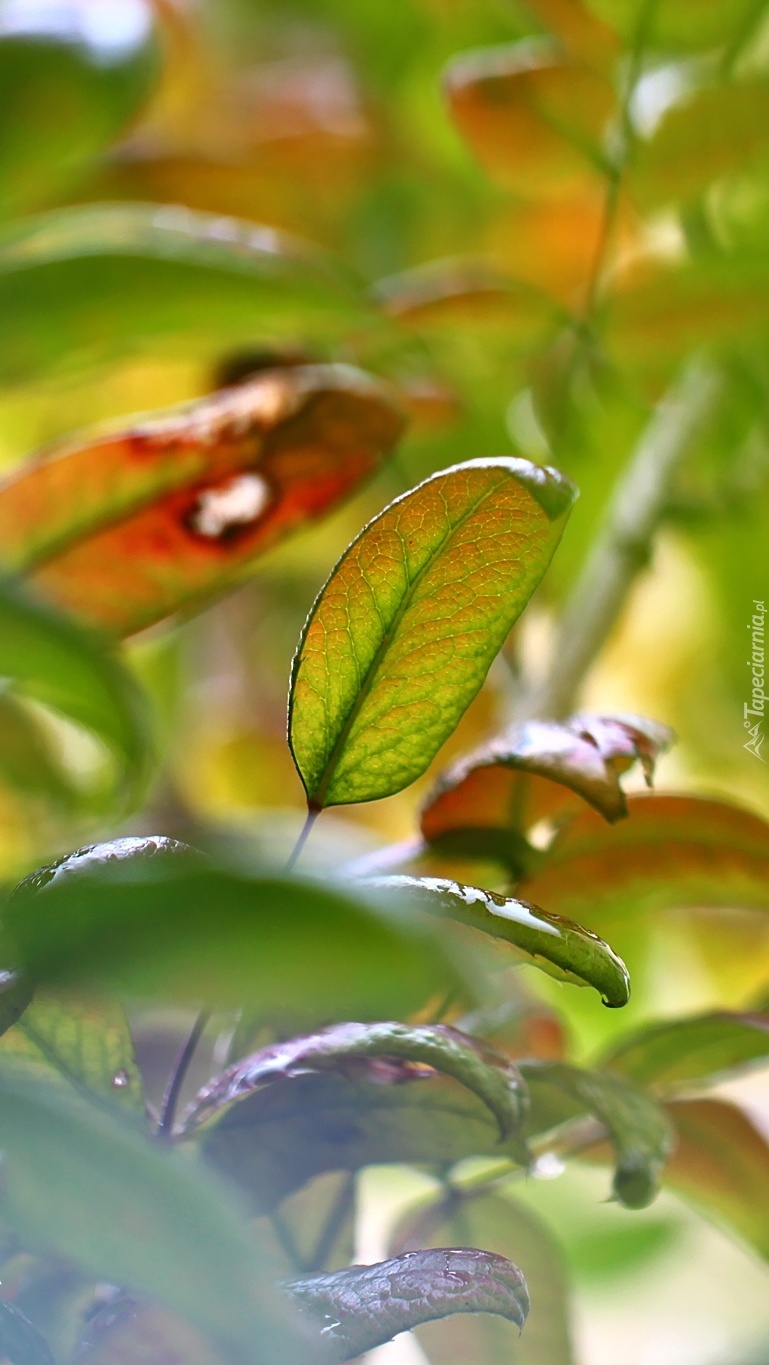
[289,458,576,808]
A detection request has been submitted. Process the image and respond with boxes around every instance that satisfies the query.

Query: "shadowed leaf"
[0,364,404,636]
[443,41,613,197]
[600,1011,769,1090]
[0,203,370,387]
[420,714,673,866]
[392,1190,575,1365]
[521,1060,675,1208]
[286,1249,528,1363]
[519,794,769,929]
[0,1300,55,1365]
[8,840,460,1022]
[0,579,152,806]
[364,876,630,1007]
[289,457,576,809]
[76,1300,224,1365]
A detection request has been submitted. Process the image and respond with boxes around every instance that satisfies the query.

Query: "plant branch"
[157,1009,210,1139]
[521,359,722,721]
[285,808,320,872]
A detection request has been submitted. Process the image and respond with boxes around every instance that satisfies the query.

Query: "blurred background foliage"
[1,0,769,1362]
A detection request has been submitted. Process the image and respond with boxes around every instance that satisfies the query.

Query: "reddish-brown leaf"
[663,1098,769,1259]
[0,364,404,636]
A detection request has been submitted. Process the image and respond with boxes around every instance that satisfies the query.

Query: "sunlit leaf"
[0,988,144,1114]
[0,579,152,805]
[0,690,78,809]
[0,1066,303,1362]
[0,1300,55,1365]
[520,794,769,929]
[364,876,630,1007]
[0,364,405,636]
[185,1062,528,1214]
[289,457,576,809]
[585,0,766,53]
[664,1098,769,1258]
[392,1190,575,1365]
[600,1010,769,1090]
[420,713,674,866]
[8,840,461,1022]
[521,1061,676,1208]
[185,1021,528,1144]
[0,0,160,221]
[0,203,371,387]
[285,1248,529,1363]
[443,41,613,197]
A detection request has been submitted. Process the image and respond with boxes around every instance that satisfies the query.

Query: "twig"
[157,1009,210,1139]
[521,360,722,720]
[285,808,320,872]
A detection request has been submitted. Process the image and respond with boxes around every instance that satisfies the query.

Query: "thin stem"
[305,1174,356,1273]
[285,808,320,872]
[157,1009,210,1139]
[520,360,722,720]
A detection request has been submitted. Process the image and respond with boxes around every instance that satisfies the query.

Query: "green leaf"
[391,1191,575,1365]
[0,988,144,1114]
[285,1249,529,1363]
[585,0,764,52]
[0,1300,55,1365]
[185,1021,528,1144]
[420,714,674,867]
[365,876,630,1007]
[8,840,461,1022]
[600,1010,769,1091]
[0,203,370,388]
[185,1061,529,1214]
[0,1066,304,1362]
[0,580,153,808]
[0,690,78,809]
[521,1061,676,1209]
[520,794,769,930]
[289,457,576,808]
[662,1097,769,1259]
[0,0,160,221]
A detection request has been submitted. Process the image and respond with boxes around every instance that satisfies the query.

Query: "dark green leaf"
[600,1011,769,1090]
[521,1061,675,1209]
[289,457,576,808]
[0,1066,304,1362]
[365,876,630,1007]
[0,1300,55,1365]
[8,840,461,1021]
[286,1249,529,1363]
[0,580,152,808]
[0,203,370,388]
[392,1190,575,1365]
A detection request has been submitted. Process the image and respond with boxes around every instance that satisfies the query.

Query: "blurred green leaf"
[0,1299,55,1365]
[0,203,373,388]
[0,579,152,807]
[365,876,630,1007]
[600,1010,769,1090]
[585,0,768,53]
[0,0,161,220]
[7,840,462,1021]
[0,690,78,808]
[285,1248,529,1363]
[289,457,576,808]
[391,1190,575,1365]
[0,1065,304,1362]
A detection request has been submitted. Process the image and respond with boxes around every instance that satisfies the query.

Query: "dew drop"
[189,473,270,539]
[112,1069,130,1089]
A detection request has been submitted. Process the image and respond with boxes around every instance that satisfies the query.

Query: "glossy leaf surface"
[0,203,369,387]
[0,989,144,1113]
[8,840,460,1021]
[0,0,160,220]
[601,1011,769,1090]
[289,457,576,808]
[520,794,769,928]
[0,1066,302,1362]
[664,1098,769,1258]
[365,876,630,1007]
[0,364,404,636]
[0,1300,55,1365]
[286,1249,529,1363]
[186,1062,527,1213]
[189,1022,527,1140]
[521,1061,675,1208]
[0,579,152,803]
[392,1191,575,1365]
[421,714,673,865]
[444,41,612,197]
